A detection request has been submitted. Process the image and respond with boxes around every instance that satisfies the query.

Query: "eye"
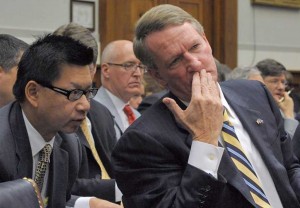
[123,63,136,68]
[169,56,183,68]
[71,89,83,95]
[190,44,201,51]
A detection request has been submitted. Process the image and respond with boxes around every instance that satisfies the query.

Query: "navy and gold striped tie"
[222,109,271,208]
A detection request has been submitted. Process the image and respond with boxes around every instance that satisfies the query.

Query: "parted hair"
[0,34,28,72]
[133,4,204,70]
[13,34,93,102]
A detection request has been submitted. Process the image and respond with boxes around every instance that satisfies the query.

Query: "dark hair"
[13,34,93,102]
[0,34,28,72]
[256,58,286,78]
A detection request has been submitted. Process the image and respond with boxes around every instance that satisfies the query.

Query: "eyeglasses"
[37,82,98,101]
[107,62,147,73]
[264,78,287,87]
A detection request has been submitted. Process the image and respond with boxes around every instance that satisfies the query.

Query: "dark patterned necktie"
[34,144,52,192]
[123,104,136,125]
[222,109,271,208]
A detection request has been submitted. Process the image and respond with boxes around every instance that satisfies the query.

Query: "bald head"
[101,40,133,64]
[100,40,144,102]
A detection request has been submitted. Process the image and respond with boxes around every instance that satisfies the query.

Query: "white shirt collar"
[22,110,55,157]
[104,88,129,114]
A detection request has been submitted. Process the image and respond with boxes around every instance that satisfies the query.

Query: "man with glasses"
[0,34,118,208]
[256,58,299,138]
[94,40,146,139]
[54,23,122,207]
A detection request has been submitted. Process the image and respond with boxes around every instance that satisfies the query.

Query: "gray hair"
[0,34,28,72]
[227,66,261,80]
[53,22,98,64]
[256,58,286,78]
[133,4,204,70]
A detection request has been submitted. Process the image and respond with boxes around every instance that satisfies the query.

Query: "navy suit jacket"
[0,102,84,208]
[72,99,118,202]
[112,80,300,208]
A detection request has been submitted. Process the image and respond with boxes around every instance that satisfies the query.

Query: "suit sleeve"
[112,130,228,208]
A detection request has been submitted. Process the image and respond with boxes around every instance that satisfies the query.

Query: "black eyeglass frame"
[107,62,147,73]
[37,82,98,101]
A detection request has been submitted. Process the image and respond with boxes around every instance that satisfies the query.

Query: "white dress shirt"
[187,84,283,208]
[105,89,131,129]
[22,110,91,208]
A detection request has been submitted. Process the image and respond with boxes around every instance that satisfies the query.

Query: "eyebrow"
[70,82,93,90]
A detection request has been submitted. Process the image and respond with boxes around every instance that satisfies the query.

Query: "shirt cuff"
[188,141,224,179]
[115,182,123,202]
[74,197,92,208]
[284,117,298,139]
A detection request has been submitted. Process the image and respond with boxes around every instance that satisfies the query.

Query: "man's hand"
[163,70,223,146]
[278,91,294,119]
[89,198,123,208]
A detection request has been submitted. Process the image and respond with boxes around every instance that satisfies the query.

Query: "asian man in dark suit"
[54,23,122,206]
[112,4,300,208]
[0,34,118,208]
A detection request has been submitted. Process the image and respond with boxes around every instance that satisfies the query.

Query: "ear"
[101,63,110,79]
[25,81,41,108]
[148,69,168,87]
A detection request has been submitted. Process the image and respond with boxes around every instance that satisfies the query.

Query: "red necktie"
[123,104,136,125]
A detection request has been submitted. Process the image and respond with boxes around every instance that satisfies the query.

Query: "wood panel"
[98,0,238,88]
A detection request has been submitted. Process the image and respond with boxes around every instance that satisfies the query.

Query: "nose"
[184,52,201,73]
[277,81,286,90]
[76,94,91,112]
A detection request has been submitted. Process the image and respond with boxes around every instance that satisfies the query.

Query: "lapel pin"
[256,119,264,125]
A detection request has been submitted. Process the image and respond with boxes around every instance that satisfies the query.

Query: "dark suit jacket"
[0,102,84,208]
[137,89,168,114]
[0,179,41,208]
[112,80,300,208]
[72,99,118,202]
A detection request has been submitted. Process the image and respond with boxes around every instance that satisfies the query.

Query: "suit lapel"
[87,111,114,177]
[95,87,125,132]
[47,135,68,208]
[9,102,33,178]
[221,86,270,206]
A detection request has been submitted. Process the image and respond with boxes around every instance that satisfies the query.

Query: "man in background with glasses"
[256,58,299,138]
[94,40,146,139]
[0,34,118,208]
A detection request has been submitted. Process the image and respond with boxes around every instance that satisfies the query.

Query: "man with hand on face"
[256,58,299,138]
[112,4,300,208]
[93,40,146,139]
[0,34,118,208]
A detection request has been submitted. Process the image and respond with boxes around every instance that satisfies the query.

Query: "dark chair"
[0,178,44,208]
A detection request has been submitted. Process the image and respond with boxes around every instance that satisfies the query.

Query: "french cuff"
[74,197,92,208]
[188,141,224,179]
[115,182,123,202]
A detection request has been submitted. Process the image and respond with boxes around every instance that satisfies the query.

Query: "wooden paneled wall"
[96,0,237,89]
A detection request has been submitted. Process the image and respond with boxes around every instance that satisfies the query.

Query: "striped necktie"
[81,118,110,179]
[222,109,271,208]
